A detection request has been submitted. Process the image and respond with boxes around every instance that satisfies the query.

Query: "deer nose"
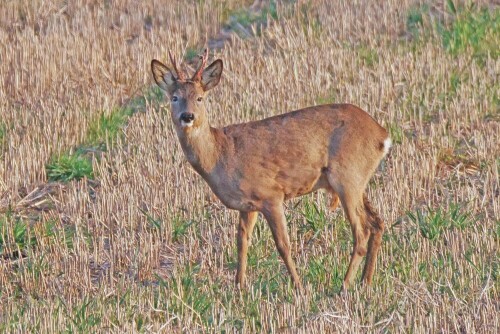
[180,113,195,123]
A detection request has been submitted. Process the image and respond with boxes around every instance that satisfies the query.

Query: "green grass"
[315,94,335,106]
[406,4,428,35]
[58,297,102,333]
[407,1,499,61]
[43,219,77,249]
[384,218,480,287]
[357,46,379,68]
[171,216,196,242]
[140,209,163,232]
[45,86,163,183]
[449,70,465,95]
[158,263,215,327]
[0,214,36,257]
[184,47,199,61]
[1,214,78,259]
[298,0,323,38]
[0,122,6,153]
[224,0,279,36]
[125,86,164,114]
[46,152,93,182]
[0,122,5,140]
[298,199,330,239]
[304,255,341,289]
[407,203,475,240]
[388,123,404,145]
[87,108,134,149]
[438,3,499,60]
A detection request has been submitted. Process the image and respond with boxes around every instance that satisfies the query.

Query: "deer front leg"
[235,211,258,287]
[262,203,302,289]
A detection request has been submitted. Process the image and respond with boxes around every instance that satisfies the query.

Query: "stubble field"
[0,0,498,332]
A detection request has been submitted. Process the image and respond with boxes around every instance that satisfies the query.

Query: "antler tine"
[168,51,186,81]
[192,48,209,81]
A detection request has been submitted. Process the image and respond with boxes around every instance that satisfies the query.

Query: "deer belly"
[207,181,258,212]
[283,175,328,200]
[278,168,327,200]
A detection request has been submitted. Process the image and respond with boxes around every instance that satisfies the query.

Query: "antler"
[168,51,186,81]
[192,49,209,81]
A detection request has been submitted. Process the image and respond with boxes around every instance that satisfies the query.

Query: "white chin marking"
[181,121,194,128]
[383,137,392,155]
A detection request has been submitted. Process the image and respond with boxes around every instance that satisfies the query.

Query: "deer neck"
[176,122,225,176]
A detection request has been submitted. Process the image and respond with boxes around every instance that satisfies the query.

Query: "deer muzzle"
[180,113,195,127]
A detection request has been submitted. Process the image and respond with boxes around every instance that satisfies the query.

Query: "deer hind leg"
[361,194,385,285]
[342,196,370,289]
[329,191,340,211]
[261,202,302,289]
[236,211,258,287]
[327,175,370,289]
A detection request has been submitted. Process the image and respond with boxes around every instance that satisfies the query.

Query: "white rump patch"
[383,137,392,155]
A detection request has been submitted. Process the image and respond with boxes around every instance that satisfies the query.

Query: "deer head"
[151,49,223,131]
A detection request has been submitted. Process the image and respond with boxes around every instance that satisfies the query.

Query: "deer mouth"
[181,120,194,128]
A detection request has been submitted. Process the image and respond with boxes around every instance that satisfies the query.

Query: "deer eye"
[171,96,178,102]
[197,97,203,102]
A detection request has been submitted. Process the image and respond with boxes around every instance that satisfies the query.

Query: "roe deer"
[151,49,391,290]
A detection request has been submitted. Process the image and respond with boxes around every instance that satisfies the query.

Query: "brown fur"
[151,54,390,290]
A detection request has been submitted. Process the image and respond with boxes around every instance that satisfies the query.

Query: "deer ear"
[151,59,176,93]
[201,59,223,91]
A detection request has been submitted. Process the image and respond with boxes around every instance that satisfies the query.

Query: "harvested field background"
[0,0,498,332]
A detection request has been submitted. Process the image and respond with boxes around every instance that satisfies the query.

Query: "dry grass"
[0,0,499,332]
